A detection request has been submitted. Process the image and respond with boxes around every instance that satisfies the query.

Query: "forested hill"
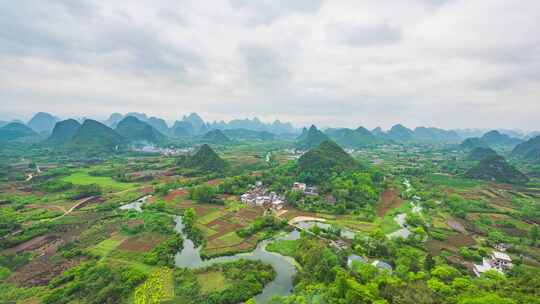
[200,129,232,145]
[465,155,529,184]
[67,119,127,152]
[115,116,165,144]
[297,140,357,184]
[511,135,540,162]
[46,119,81,145]
[178,144,226,173]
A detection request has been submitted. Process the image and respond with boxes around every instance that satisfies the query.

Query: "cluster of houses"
[240,181,285,210]
[292,182,319,196]
[472,250,513,277]
[240,181,321,211]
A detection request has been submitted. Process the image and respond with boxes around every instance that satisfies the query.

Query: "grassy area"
[87,237,124,257]
[198,210,226,225]
[266,239,299,257]
[196,224,218,238]
[197,271,230,294]
[62,168,136,190]
[377,202,412,233]
[427,174,484,189]
[214,232,243,246]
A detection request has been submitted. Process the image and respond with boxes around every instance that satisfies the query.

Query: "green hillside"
[297,140,357,184]
[386,124,414,142]
[325,127,379,148]
[481,130,523,147]
[200,129,232,145]
[468,147,499,161]
[46,119,81,144]
[460,137,489,150]
[115,116,165,144]
[465,155,529,184]
[178,144,226,173]
[511,135,540,162]
[67,119,127,152]
[0,122,38,142]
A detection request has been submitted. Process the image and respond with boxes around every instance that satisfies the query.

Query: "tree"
[183,208,196,228]
[188,185,218,203]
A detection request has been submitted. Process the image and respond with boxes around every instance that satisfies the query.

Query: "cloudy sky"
[1,0,539,130]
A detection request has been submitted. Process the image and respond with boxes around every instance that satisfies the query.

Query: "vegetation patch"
[197,271,230,294]
[117,232,166,252]
[62,168,135,190]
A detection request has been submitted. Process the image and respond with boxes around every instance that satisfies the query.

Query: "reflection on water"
[173,216,299,303]
[119,195,151,212]
[294,221,356,239]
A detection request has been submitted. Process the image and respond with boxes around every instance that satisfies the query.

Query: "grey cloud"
[230,0,322,25]
[0,1,201,79]
[329,22,401,47]
[1,1,540,130]
[238,43,290,89]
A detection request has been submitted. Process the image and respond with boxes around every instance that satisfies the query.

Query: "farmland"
[1,134,539,304]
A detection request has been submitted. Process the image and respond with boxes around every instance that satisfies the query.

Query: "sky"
[0,0,539,130]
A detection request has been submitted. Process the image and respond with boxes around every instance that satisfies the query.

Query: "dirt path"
[288,216,327,225]
[47,196,97,221]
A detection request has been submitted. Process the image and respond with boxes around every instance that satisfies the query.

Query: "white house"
[473,251,513,277]
[292,182,306,192]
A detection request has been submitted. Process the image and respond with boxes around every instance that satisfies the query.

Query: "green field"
[266,239,299,257]
[197,271,230,294]
[198,210,226,225]
[427,174,485,189]
[87,237,124,257]
[62,169,136,190]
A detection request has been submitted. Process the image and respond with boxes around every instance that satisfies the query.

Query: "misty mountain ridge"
[27,112,59,134]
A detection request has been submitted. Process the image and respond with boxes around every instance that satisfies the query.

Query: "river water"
[173,216,299,303]
[119,200,353,303]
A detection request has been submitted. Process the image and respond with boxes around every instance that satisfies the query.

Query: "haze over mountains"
[2,111,539,161]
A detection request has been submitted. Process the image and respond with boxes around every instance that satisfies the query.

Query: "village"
[240,181,318,211]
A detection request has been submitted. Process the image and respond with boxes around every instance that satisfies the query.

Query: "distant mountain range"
[3,112,539,150]
[102,112,297,137]
[296,125,330,150]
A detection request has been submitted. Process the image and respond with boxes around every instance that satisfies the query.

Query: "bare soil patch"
[164,189,188,202]
[377,189,403,217]
[446,218,466,233]
[140,185,154,194]
[117,233,166,252]
[426,233,476,255]
[206,179,222,186]
[6,234,58,254]
[8,256,86,287]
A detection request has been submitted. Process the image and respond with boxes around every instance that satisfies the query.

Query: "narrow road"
[47,196,97,221]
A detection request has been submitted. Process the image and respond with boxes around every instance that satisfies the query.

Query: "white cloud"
[0,0,539,130]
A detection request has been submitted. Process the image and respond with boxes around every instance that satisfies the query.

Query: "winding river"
[119,199,354,303]
[173,216,299,303]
